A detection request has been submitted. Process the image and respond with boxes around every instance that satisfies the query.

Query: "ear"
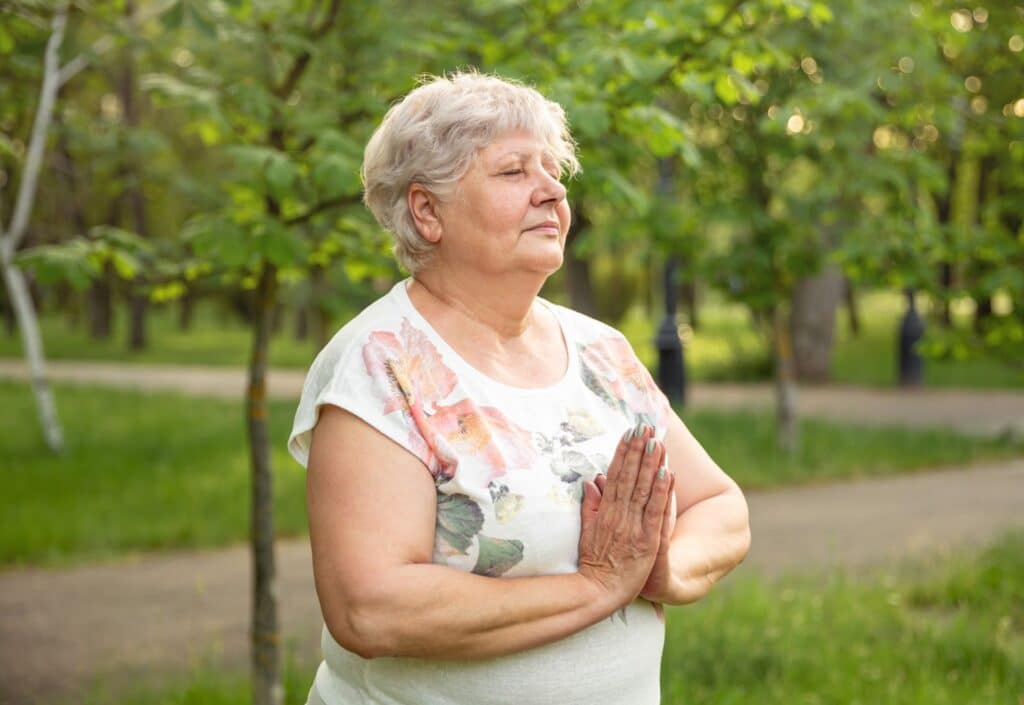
[407,183,443,244]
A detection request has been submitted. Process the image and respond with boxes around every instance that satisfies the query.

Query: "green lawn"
[2,288,1020,388]
[3,381,1022,568]
[61,532,1024,705]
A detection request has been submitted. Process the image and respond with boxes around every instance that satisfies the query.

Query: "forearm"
[660,487,751,605]
[330,564,617,660]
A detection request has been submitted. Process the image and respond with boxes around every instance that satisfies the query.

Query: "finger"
[658,471,676,547]
[578,479,601,545]
[642,461,674,537]
[602,428,633,502]
[614,423,651,503]
[594,473,607,495]
[630,437,665,509]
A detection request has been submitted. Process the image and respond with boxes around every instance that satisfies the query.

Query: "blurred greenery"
[3,380,1021,568]
[2,287,1021,388]
[59,532,1024,704]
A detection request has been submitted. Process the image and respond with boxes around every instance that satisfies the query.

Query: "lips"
[525,220,560,232]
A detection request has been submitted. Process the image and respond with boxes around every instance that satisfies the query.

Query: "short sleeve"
[287,326,440,474]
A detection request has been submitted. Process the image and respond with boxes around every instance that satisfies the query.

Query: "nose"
[532,169,566,206]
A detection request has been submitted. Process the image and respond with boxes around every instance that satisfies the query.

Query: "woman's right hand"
[577,425,673,609]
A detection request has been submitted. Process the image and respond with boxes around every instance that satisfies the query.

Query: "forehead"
[478,130,557,162]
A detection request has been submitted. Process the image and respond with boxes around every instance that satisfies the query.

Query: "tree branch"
[284,194,361,226]
[56,0,175,87]
[2,3,68,260]
[271,0,342,99]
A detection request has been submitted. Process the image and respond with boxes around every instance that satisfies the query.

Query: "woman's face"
[435,129,571,278]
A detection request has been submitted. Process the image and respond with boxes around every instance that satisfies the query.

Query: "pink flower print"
[428,399,537,481]
[579,335,670,425]
[362,319,458,416]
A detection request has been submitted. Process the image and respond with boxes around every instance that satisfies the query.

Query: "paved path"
[2,459,1023,705]
[1,359,1023,436]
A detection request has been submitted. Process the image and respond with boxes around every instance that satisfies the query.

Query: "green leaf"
[160,0,185,30]
[435,493,484,555]
[258,219,308,267]
[714,73,739,104]
[312,154,361,199]
[264,155,299,201]
[473,535,524,577]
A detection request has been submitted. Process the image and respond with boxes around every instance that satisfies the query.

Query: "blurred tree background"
[2,1,1023,703]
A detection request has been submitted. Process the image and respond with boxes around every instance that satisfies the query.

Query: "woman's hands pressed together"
[576,424,675,611]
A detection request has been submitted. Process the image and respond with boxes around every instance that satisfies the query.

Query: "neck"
[410,266,547,340]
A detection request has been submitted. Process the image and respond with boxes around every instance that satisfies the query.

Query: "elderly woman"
[288,71,750,705]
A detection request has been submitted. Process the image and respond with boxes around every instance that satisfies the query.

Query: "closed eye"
[501,169,525,176]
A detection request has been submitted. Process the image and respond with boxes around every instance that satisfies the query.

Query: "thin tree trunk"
[0,4,68,454]
[843,276,860,337]
[772,304,799,453]
[121,0,149,351]
[2,263,63,451]
[178,287,194,331]
[248,260,281,705]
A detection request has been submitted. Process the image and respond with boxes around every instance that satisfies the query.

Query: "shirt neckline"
[393,278,579,396]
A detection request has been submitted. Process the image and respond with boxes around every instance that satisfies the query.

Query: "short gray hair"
[361,70,580,273]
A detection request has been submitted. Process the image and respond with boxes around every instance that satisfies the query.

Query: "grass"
[660,531,1024,704]
[58,532,1024,705]
[3,381,1022,568]
[2,289,1021,389]
[0,381,307,567]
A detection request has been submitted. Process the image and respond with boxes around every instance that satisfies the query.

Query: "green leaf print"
[578,345,629,416]
[435,493,484,555]
[473,534,525,577]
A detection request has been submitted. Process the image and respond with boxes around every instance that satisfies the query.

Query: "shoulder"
[540,299,625,347]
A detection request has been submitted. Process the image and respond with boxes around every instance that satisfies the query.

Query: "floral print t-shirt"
[289,279,673,705]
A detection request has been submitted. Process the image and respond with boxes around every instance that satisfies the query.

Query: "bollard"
[898,287,924,386]
[656,257,686,406]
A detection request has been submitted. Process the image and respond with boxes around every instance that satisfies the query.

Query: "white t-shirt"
[289,279,673,705]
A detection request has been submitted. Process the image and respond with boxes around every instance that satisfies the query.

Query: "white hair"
[361,70,580,273]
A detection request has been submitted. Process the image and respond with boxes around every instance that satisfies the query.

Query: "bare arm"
[632,413,752,606]
[307,406,671,660]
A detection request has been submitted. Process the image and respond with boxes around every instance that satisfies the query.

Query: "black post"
[898,287,924,386]
[657,256,686,406]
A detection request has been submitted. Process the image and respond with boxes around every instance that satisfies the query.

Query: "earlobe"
[407,184,443,244]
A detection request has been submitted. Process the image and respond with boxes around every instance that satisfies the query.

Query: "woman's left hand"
[594,463,676,603]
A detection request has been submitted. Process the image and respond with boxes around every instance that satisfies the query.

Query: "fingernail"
[636,423,647,438]
[646,438,656,454]
[657,466,667,480]
[623,427,634,441]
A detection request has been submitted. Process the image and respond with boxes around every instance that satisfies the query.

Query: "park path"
[1,358,1023,436]
[2,359,1024,703]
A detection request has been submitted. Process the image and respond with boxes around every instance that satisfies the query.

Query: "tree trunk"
[2,262,63,452]
[178,287,194,331]
[294,304,308,341]
[790,264,844,383]
[0,4,68,454]
[121,0,149,352]
[88,272,114,339]
[843,276,860,337]
[772,305,799,453]
[249,260,281,705]
[564,209,597,317]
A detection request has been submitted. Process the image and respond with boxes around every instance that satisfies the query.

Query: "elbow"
[323,596,397,660]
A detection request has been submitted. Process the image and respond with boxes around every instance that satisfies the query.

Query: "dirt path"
[2,459,1022,705]
[1,358,1022,435]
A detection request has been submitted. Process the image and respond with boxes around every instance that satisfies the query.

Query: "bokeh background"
[1,1,1022,704]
